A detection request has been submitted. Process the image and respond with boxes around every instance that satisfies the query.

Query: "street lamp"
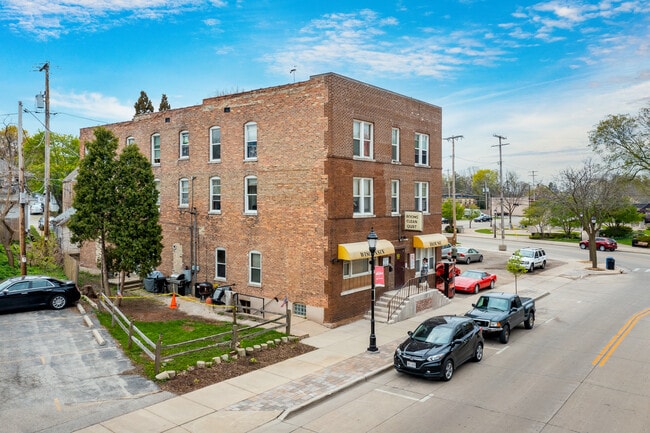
[367,228,379,353]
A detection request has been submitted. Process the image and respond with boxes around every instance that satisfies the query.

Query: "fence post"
[127,322,134,350]
[154,334,162,375]
[285,308,291,336]
[230,324,238,350]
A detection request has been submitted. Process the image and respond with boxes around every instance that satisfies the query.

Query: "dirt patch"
[101,297,316,395]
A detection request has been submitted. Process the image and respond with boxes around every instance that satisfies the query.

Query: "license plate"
[407,361,416,368]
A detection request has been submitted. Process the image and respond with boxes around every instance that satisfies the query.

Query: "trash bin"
[196,282,213,300]
[144,271,165,293]
[606,257,615,270]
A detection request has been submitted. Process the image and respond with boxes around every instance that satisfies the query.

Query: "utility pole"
[529,170,538,202]
[39,62,51,241]
[492,134,509,251]
[444,135,463,245]
[18,101,27,275]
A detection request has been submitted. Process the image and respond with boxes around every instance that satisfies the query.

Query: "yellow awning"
[413,233,449,248]
[338,240,395,261]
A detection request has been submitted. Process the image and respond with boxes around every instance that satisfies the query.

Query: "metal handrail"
[386,274,435,322]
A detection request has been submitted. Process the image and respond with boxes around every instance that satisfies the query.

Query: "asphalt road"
[0,306,172,433]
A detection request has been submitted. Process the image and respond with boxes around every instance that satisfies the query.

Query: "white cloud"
[51,90,133,122]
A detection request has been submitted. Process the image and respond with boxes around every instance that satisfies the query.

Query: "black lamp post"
[367,228,379,353]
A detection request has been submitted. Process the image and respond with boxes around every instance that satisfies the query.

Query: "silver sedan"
[455,247,484,264]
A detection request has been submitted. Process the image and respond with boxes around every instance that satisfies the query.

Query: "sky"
[1,0,650,186]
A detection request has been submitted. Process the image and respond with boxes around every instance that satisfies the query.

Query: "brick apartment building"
[78,73,446,325]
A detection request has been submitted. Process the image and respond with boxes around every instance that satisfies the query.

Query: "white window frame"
[210,126,221,162]
[391,128,400,162]
[415,181,429,213]
[179,130,189,159]
[151,134,161,165]
[245,175,257,214]
[343,258,372,279]
[154,179,161,208]
[210,177,221,213]
[353,177,373,216]
[179,178,189,208]
[416,248,435,273]
[414,132,429,166]
[249,251,262,285]
[215,247,226,280]
[126,136,135,145]
[245,122,257,160]
[353,120,373,159]
[391,180,400,215]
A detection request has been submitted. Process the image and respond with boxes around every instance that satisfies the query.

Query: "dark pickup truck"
[464,293,535,343]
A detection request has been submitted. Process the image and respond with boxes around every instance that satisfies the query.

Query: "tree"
[522,197,553,237]
[506,251,528,294]
[502,171,528,227]
[441,198,465,231]
[69,128,119,294]
[134,91,154,115]
[472,169,498,210]
[23,131,79,210]
[159,94,171,112]
[0,125,18,267]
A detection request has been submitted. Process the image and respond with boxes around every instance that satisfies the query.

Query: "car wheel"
[474,284,480,294]
[473,342,484,362]
[466,257,471,264]
[442,358,454,381]
[599,245,605,251]
[579,243,587,249]
[478,255,483,262]
[528,264,534,273]
[524,312,535,329]
[489,280,495,289]
[541,261,546,269]
[499,324,510,344]
[50,294,67,310]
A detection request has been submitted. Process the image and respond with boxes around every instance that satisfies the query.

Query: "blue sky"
[2,0,649,184]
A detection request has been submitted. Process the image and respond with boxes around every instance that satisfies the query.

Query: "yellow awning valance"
[413,233,449,248]
[338,240,395,261]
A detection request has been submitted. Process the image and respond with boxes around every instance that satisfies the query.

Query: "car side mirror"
[471,303,476,308]
[407,331,413,337]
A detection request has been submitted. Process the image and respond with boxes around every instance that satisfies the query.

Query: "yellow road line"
[592,308,650,367]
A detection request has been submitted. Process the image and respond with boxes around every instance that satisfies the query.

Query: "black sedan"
[0,276,80,312]
[394,315,484,381]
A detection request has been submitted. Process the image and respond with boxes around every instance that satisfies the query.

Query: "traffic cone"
[169,293,178,309]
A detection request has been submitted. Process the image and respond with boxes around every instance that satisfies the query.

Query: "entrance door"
[394,248,405,288]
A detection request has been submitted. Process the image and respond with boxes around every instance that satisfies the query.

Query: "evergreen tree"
[69,127,119,294]
[159,94,171,111]
[134,90,154,115]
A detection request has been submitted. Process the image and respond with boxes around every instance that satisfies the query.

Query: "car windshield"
[519,250,534,258]
[460,271,483,279]
[476,296,508,311]
[411,323,454,345]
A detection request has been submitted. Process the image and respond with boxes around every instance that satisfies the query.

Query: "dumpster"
[606,257,615,270]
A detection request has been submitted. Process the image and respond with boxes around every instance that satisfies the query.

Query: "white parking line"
[374,388,423,402]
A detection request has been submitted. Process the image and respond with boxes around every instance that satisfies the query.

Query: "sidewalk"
[76,260,617,433]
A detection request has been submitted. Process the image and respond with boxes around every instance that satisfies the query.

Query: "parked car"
[454,270,496,294]
[30,202,44,215]
[394,315,484,381]
[441,243,453,259]
[579,237,617,251]
[511,247,546,272]
[0,275,80,312]
[455,247,483,264]
[465,293,535,344]
[473,214,492,222]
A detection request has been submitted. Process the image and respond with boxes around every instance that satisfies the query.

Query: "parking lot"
[0,306,171,433]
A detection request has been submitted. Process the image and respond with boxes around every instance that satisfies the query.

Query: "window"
[391,128,400,161]
[249,251,261,285]
[179,131,189,158]
[414,133,429,166]
[293,303,306,317]
[179,178,189,207]
[391,180,400,215]
[245,176,257,214]
[215,248,226,280]
[245,122,257,160]
[154,179,160,208]
[210,126,221,161]
[343,258,371,278]
[353,120,373,158]
[353,177,373,215]
[126,136,135,145]
[210,177,221,213]
[415,181,429,213]
[151,134,161,165]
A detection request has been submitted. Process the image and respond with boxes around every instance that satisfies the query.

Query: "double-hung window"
[415,181,429,213]
[391,128,400,162]
[245,122,257,160]
[179,178,189,207]
[215,248,226,280]
[126,136,135,145]
[249,251,262,285]
[414,133,429,166]
[210,126,221,161]
[151,134,161,165]
[180,131,189,158]
[154,179,161,208]
[391,180,400,215]
[353,177,373,216]
[210,177,221,213]
[245,176,257,214]
[353,120,373,159]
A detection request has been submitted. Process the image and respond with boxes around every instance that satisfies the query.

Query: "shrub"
[601,226,633,238]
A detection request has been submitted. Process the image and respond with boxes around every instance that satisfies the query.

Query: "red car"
[454,270,496,294]
[579,237,617,251]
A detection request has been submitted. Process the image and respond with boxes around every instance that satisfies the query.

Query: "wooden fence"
[98,293,291,374]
